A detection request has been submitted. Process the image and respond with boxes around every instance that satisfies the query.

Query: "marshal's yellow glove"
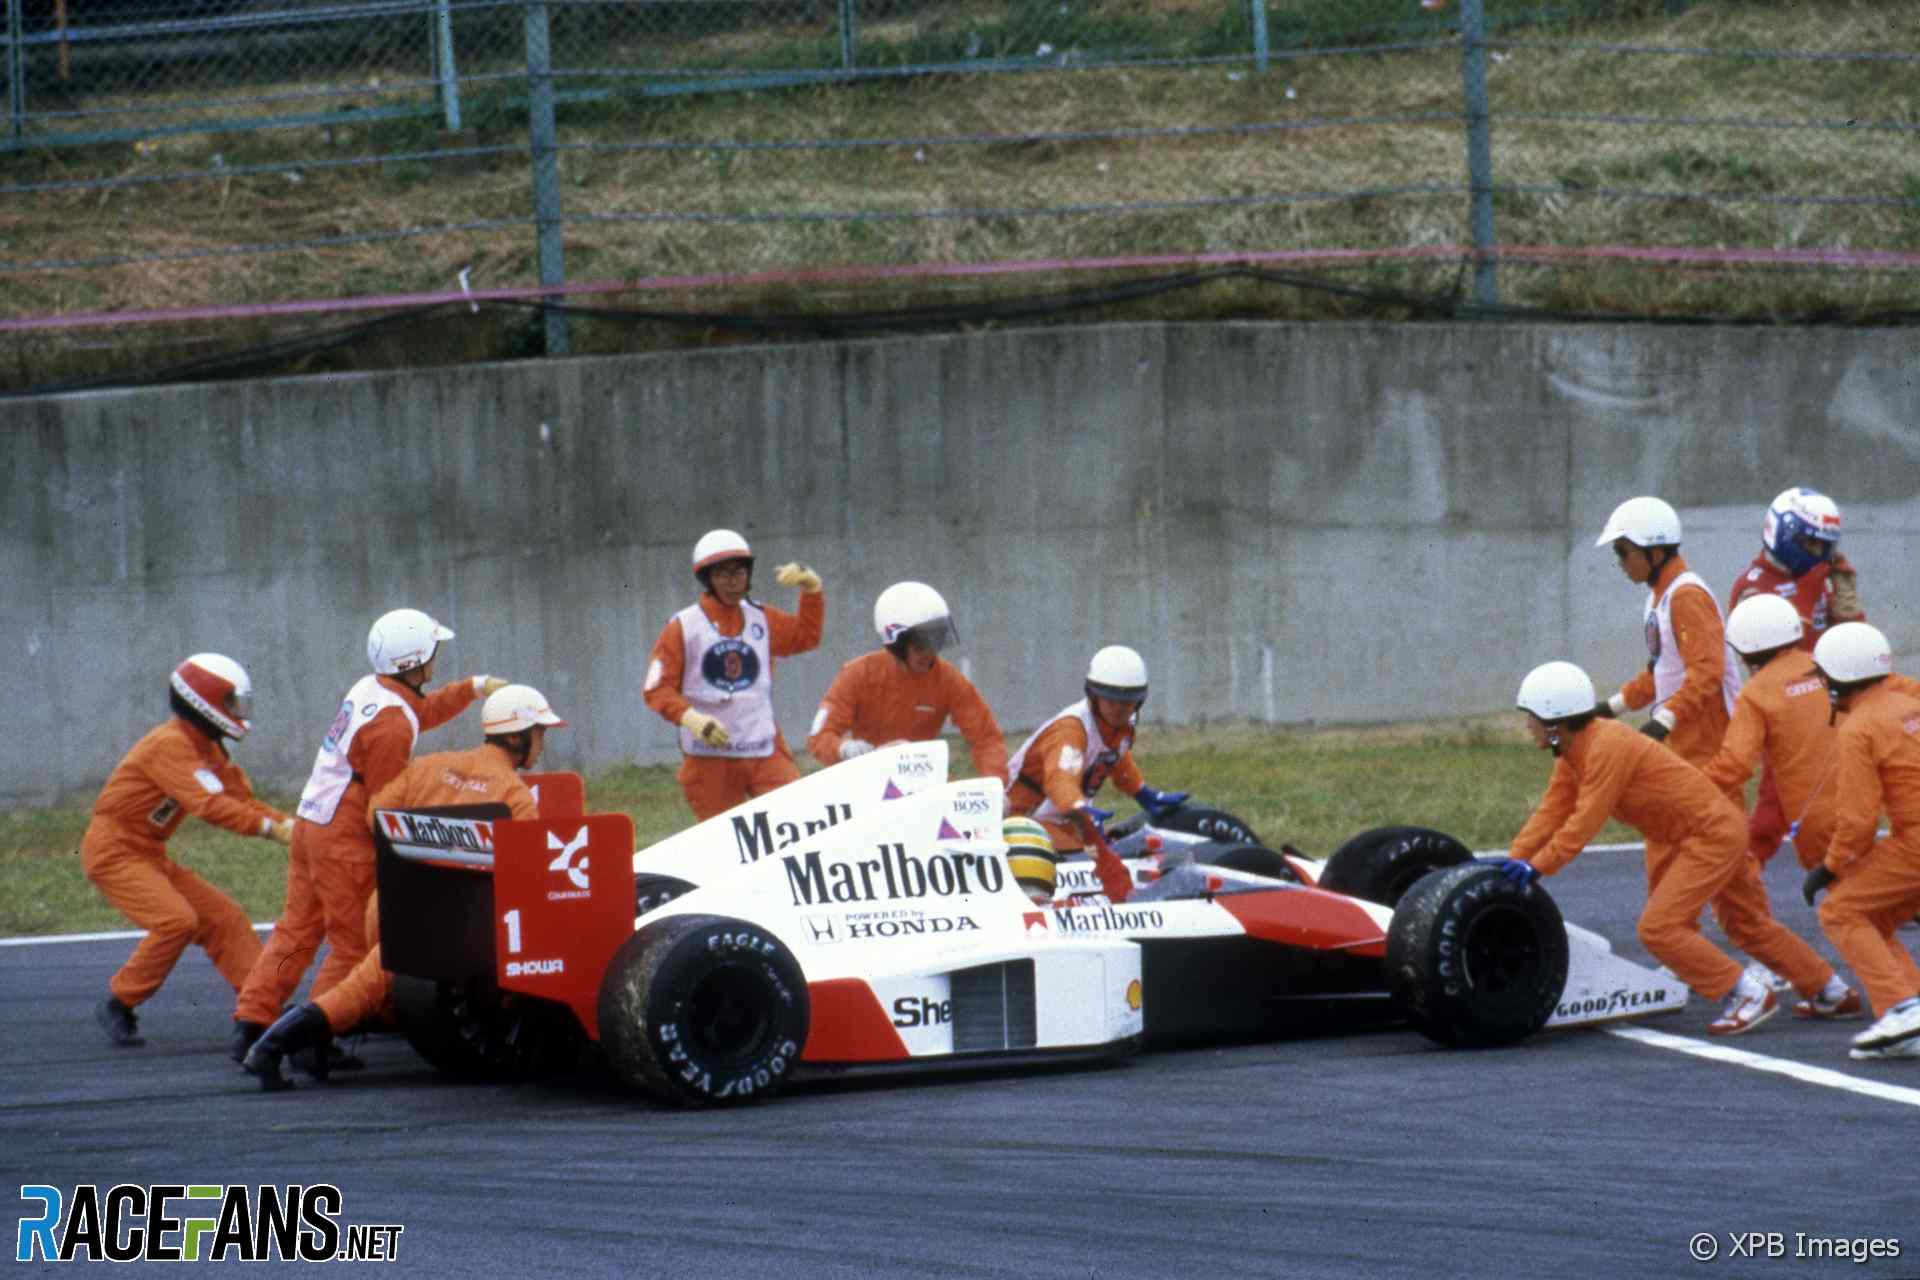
[775,562,823,594]
[475,675,511,697]
[265,818,295,847]
[679,709,731,748]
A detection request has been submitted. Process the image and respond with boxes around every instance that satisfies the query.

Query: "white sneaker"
[1708,985,1778,1036]
[1849,1038,1920,1061]
[1852,999,1920,1051]
[1745,964,1792,994]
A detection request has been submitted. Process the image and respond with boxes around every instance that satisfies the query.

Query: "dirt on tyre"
[1319,826,1473,906]
[392,974,586,1081]
[1386,862,1569,1049]
[597,913,809,1108]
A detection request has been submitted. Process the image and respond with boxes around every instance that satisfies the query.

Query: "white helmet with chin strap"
[367,608,454,675]
[481,684,568,735]
[1594,496,1682,550]
[1516,661,1596,721]
[1812,622,1892,686]
[1086,645,1149,704]
[1726,593,1804,657]
[874,581,957,654]
[171,653,255,739]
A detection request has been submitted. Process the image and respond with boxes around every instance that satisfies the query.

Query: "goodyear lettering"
[849,916,980,940]
[1555,987,1672,1018]
[1053,905,1165,934]
[782,842,1007,906]
[732,802,854,865]
[892,996,953,1028]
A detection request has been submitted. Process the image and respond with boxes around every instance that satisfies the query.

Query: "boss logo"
[952,793,994,816]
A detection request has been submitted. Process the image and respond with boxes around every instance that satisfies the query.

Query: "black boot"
[96,997,145,1048]
[293,1038,365,1076]
[229,1020,266,1064]
[242,1005,332,1092]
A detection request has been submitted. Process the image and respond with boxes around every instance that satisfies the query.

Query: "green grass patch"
[0,718,1645,937]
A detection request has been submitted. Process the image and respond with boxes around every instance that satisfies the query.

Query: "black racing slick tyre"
[391,974,586,1081]
[1386,863,1569,1049]
[1319,826,1473,907]
[1150,806,1261,846]
[1201,843,1301,883]
[596,914,809,1108]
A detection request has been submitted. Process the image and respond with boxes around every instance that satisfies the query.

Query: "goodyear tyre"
[1201,842,1301,883]
[391,974,586,1081]
[1319,826,1472,906]
[1386,863,1569,1049]
[1151,805,1261,846]
[597,913,809,1108]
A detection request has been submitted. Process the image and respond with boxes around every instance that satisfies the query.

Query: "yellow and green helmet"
[1002,816,1059,897]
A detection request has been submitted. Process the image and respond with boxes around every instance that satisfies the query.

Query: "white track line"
[0,922,274,947]
[1608,1025,1920,1108]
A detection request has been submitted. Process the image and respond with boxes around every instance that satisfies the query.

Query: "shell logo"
[1126,979,1143,1012]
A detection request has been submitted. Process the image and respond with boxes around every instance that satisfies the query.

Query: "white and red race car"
[372,743,1685,1107]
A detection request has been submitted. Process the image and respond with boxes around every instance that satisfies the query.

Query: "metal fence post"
[1248,0,1269,75]
[435,0,462,131]
[839,0,857,71]
[1458,0,1497,305]
[524,0,569,356]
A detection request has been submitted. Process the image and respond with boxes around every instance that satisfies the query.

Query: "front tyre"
[597,914,809,1108]
[1386,863,1569,1049]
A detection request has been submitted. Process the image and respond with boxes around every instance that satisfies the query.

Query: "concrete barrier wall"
[5,321,1916,805]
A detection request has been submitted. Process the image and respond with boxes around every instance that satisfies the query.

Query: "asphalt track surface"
[6,849,1918,1278]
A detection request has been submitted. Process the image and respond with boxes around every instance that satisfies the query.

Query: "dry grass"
[3,0,1916,384]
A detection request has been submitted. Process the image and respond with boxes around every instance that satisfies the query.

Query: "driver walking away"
[1590,496,1741,767]
[1004,644,1187,858]
[83,654,294,1047]
[644,529,825,821]
[806,581,1009,783]
[1799,624,1920,1061]
[1493,661,1785,1036]
[243,684,562,1089]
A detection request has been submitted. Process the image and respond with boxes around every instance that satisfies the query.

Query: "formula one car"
[373,744,1686,1107]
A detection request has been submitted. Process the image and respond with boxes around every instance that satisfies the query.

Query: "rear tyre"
[597,914,809,1108]
[1386,863,1568,1048]
[1151,806,1261,846]
[1201,842,1301,883]
[1319,826,1472,906]
[391,974,585,1081]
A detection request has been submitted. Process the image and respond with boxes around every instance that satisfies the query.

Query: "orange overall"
[81,718,288,1007]
[1005,708,1145,854]
[1615,555,1731,768]
[1511,718,1820,1001]
[1815,681,1920,1018]
[311,744,538,1035]
[806,649,1009,782]
[234,676,479,1026]
[644,589,824,821]
[1703,649,1838,871]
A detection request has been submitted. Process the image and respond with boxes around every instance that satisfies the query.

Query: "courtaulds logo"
[546,826,590,889]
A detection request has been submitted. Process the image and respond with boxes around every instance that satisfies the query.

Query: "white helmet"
[1762,486,1841,576]
[171,653,254,739]
[367,608,454,675]
[1594,496,1681,550]
[1086,644,1149,704]
[1516,661,1596,720]
[874,581,956,653]
[1812,622,1892,686]
[481,684,568,735]
[691,529,753,576]
[1726,593,1804,657]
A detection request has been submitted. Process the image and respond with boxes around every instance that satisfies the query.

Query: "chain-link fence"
[3,0,1916,380]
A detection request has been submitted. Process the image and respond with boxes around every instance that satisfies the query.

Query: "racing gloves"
[1133,785,1189,821]
[679,709,732,748]
[1485,856,1540,887]
[775,562,824,594]
[1069,802,1112,836]
[1829,566,1863,621]
[1802,864,1837,907]
[838,739,875,761]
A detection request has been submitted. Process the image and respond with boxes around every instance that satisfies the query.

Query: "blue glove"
[1071,803,1113,836]
[1134,786,1189,822]
[1485,857,1540,887]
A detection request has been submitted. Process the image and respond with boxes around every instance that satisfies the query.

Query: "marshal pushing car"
[373,743,1686,1107]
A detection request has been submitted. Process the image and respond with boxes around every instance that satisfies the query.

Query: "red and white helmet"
[171,653,254,739]
[1594,496,1681,550]
[1812,622,1891,686]
[367,608,454,675]
[1726,594,1804,657]
[692,529,753,576]
[481,684,568,735]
